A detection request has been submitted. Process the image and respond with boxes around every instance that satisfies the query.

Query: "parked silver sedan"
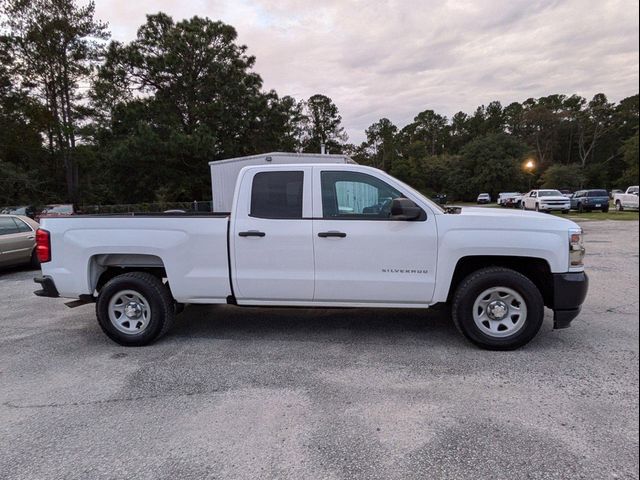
[0,215,40,269]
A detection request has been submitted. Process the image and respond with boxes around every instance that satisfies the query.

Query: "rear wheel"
[451,267,545,350]
[96,272,175,346]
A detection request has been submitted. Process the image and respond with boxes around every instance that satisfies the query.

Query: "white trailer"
[209,152,355,212]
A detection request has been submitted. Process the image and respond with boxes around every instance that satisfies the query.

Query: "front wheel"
[451,267,545,350]
[616,201,623,212]
[602,205,610,213]
[96,272,176,346]
[535,203,540,212]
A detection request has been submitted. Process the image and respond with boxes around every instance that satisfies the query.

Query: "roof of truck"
[209,152,355,166]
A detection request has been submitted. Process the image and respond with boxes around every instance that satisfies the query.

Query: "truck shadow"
[0,264,39,278]
[169,303,462,345]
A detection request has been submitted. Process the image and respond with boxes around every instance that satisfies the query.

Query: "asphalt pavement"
[0,220,638,480]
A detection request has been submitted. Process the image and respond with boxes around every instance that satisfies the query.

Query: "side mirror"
[390,198,423,221]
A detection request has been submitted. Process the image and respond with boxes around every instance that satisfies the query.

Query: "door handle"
[317,231,347,238]
[238,230,266,237]
[27,236,35,240]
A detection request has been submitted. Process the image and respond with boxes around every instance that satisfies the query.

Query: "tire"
[616,201,623,212]
[562,210,569,214]
[578,203,584,213]
[96,272,175,346]
[451,267,545,350]
[535,203,540,212]
[30,249,40,269]
[602,205,609,213]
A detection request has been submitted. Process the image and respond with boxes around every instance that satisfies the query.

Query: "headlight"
[569,229,585,267]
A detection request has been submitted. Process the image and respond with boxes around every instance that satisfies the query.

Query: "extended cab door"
[311,167,438,305]
[230,166,315,303]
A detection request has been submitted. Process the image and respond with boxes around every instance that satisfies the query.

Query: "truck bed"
[40,215,232,303]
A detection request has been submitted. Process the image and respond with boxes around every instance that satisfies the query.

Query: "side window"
[320,171,404,219]
[12,218,33,233]
[250,171,304,219]
[0,217,20,236]
[530,192,537,198]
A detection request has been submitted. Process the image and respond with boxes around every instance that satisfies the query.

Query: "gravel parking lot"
[1,220,638,480]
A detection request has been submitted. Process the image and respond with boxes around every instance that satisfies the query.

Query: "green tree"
[618,132,639,187]
[412,109,448,156]
[0,34,51,204]
[91,13,303,202]
[365,118,397,171]
[2,0,109,203]
[301,94,347,153]
[540,164,585,190]
[455,134,529,200]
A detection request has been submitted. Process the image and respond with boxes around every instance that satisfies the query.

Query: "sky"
[94,0,640,144]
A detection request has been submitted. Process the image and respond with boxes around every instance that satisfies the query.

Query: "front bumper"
[34,276,59,298]
[552,272,589,329]
[539,204,570,211]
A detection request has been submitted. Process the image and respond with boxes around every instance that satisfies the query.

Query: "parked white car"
[522,190,570,213]
[34,162,588,350]
[477,193,491,204]
[613,186,639,211]
[497,192,521,208]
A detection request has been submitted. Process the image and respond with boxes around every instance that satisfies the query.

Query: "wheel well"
[90,254,167,293]
[447,256,553,307]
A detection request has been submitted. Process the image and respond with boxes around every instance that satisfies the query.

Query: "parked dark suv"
[570,190,610,213]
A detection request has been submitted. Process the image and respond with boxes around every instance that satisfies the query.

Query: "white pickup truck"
[613,186,639,211]
[34,163,589,350]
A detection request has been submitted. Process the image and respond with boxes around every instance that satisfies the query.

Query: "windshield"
[539,190,562,197]
[392,177,446,213]
[587,190,608,197]
[43,205,73,214]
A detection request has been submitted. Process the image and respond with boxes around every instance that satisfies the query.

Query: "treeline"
[0,0,638,206]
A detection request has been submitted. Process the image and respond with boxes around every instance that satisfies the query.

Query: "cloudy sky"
[94,0,639,143]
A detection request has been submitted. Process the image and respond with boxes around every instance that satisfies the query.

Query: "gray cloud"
[94,0,639,143]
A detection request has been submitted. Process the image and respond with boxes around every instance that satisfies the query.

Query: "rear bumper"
[552,272,589,329]
[33,276,59,298]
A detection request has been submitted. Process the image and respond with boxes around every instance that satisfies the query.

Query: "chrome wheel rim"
[472,287,527,338]
[108,290,151,335]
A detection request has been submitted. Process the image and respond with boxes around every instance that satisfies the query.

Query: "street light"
[524,159,536,190]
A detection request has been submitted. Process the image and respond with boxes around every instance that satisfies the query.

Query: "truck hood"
[449,206,579,230]
[537,196,571,201]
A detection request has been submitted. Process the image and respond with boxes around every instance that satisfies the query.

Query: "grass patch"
[446,202,639,220]
[554,210,639,221]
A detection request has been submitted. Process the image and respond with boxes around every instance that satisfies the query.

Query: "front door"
[231,167,315,302]
[312,168,438,305]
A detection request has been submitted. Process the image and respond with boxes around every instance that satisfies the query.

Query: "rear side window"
[0,218,20,236]
[12,217,33,232]
[588,190,608,197]
[250,171,304,219]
